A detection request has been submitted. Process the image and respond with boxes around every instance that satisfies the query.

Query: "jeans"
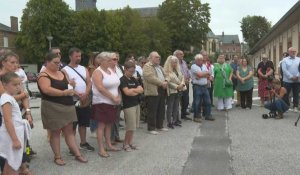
[111,105,122,141]
[193,84,211,118]
[90,119,97,133]
[283,82,300,107]
[240,88,253,108]
[264,99,289,113]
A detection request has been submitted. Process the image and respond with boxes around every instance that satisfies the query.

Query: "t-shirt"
[0,93,22,130]
[119,76,140,109]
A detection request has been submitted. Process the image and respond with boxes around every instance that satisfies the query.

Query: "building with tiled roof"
[75,0,97,11]
[0,16,18,51]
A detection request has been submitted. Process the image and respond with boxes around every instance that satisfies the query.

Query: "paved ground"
[24,79,300,175]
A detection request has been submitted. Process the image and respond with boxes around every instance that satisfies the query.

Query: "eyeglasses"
[52,61,61,65]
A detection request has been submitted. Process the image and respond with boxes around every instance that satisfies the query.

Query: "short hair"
[173,50,183,56]
[200,50,207,56]
[45,52,59,62]
[96,52,110,62]
[68,47,81,56]
[1,72,19,84]
[124,61,136,70]
[0,51,19,68]
[194,54,203,60]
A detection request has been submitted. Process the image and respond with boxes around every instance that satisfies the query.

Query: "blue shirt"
[282,56,300,83]
[191,64,208,85]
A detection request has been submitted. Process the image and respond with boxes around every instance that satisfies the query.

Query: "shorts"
[123,105,140,131]
[73,106,92,129]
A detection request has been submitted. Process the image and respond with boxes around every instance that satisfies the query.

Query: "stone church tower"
[75,0,97,11]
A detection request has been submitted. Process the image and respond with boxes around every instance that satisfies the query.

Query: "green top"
[213,63,233,98]
[237,66,254,91]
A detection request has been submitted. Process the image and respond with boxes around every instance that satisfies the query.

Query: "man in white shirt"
[62,47,95,152]
[281,47,300,111]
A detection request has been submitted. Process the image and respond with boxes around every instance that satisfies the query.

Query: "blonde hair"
[164,55,182,76]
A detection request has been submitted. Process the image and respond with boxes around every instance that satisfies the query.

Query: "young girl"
[0,72,31,175]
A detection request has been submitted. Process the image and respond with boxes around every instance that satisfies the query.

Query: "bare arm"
[37,73,73,96]
[92,69,117,101]
[2,103,21,149]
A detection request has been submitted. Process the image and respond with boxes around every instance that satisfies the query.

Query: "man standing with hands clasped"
[143,51,169,135]
[281,47,300,112]
[62,47,95,152]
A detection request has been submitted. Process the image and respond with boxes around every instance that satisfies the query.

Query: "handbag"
[67,66,92,108]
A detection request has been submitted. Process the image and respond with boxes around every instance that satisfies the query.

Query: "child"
[0,72,31,174]
[264,78,289,119]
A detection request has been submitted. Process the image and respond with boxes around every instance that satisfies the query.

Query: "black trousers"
[240,88,253,108]
[146,88,166,131]
[181,85,189,118]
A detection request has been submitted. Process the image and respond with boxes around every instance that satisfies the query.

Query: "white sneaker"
[158,128,169,132]
[294,107,299,112]
[149,130,159,135]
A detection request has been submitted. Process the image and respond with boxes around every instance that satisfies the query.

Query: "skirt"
[92,103,117,124]
[41,100,77,130]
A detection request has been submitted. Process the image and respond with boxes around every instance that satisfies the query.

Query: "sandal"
[75,155,88,163]
[54,157,66,166]
[98,152,110,158]
[106,147,121,152]
[129,144,139,150]
[123,145,132,152]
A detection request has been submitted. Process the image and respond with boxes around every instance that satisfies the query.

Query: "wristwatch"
[25,108,31,115]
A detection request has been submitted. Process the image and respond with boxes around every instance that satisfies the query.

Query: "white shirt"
[62,65,87,100]
[15,68,28,84]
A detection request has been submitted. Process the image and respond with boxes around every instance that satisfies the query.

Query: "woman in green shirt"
[236,58,254,109]
[214,55,233,110]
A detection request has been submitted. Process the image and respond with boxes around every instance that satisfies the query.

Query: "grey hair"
[200,50,207,55]
[96,51,111,61]
[173,50,182,56]
[194,54,203,60]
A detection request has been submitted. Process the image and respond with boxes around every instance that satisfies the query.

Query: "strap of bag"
[67,65,87,85]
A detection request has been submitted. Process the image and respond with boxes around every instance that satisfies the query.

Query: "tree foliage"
[157,0,211,51]
[15,0,187,65]
[15,0,72,63]
[240,15,272,49]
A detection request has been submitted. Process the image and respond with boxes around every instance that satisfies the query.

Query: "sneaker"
[193,118,202,123]
[173,122,182,127]
[205,117,215,121]
[80,142,95,152]
[182,116,192,121]
[294,107,299,112]
[167,123,174,129]
[149,130,159,135]
[158,128,168,131]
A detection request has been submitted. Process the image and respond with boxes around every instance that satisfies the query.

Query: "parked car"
[26,72,38,82]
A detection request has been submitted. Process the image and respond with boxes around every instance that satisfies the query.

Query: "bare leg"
[97,122,108,155]
[49,129,61,158]
[62,123,81,157]
[104,123,115,149]
[3,161,18,175]
[78,126,87,144]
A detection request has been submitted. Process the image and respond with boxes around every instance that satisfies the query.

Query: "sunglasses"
[112,58,118,61]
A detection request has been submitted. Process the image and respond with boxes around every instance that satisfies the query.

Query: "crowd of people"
[0,46,299,174]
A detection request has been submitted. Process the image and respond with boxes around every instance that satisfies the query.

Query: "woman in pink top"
[91,52,121,158]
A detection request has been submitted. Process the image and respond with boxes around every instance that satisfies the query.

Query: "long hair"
[88,52,100,68]
[164,55,182,76]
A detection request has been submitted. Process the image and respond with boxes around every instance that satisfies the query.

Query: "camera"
[262,112,277,119]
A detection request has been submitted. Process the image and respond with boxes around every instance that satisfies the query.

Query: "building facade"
[205,31,242,59]
[0,16,18,51]
[249,1,300,72]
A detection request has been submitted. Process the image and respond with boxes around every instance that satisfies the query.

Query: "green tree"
[143,17,171,62]
[157,0,211,51]
[15,0,72,63]
[240,15,272,49]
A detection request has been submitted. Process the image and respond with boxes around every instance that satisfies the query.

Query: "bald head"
[288,47,297,57]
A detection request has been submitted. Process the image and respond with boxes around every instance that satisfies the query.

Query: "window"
[3,37,8,47]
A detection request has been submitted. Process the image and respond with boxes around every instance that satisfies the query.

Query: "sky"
[0,0,299,42]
